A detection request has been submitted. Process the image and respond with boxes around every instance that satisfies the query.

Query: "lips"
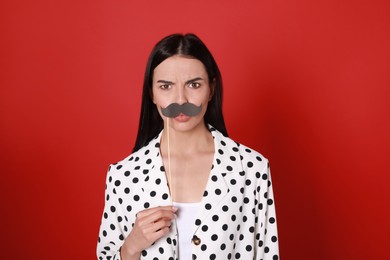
[174,113,190,122]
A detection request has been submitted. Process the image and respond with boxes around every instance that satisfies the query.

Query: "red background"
[1,0,389,259]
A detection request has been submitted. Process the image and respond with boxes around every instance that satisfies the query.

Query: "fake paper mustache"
[161,103,202,118]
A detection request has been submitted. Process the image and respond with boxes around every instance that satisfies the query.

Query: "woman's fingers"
[137,206,177,218]
[137,206,177,229]
[147,217,173,233]
[121,205,178,256]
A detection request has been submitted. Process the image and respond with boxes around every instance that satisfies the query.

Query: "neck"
[161,122,213,155]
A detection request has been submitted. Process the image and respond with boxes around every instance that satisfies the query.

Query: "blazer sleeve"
[255,159,279,260]
[96,166,124,260]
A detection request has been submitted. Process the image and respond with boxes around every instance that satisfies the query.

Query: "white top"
[172,201,201,260]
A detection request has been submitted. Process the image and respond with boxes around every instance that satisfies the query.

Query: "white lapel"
[194,127,244,231]
[138,132,179,258]
[140,131,173,207]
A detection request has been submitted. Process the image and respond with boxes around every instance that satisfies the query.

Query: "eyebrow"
[156,80,174,84]
[156,77,204,85]
[185,77,204,84]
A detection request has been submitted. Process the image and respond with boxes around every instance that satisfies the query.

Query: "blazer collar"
[193,126,244,230]
[141,125,244,211]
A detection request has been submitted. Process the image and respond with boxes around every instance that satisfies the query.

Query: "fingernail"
[172,206,178,212]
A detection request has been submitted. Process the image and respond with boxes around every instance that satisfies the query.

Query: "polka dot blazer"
[97,126,279,260]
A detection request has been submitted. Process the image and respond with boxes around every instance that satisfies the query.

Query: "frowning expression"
[152,55,213,130]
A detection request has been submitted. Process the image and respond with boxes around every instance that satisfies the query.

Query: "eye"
[159,84,171,90]
[189,82,201,89]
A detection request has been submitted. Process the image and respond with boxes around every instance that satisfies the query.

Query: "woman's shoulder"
[106,134,162,178]
[211,126,269,172]
[211,127,268,161]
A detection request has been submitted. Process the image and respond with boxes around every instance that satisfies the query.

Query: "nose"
[175,86,188,104]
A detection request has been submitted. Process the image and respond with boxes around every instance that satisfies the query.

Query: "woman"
[97,33,279,260]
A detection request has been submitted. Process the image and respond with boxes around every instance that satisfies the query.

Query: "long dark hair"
[133,33,228,152]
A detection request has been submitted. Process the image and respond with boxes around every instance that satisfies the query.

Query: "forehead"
[153,56,207,81]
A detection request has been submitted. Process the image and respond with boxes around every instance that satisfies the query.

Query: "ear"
[209,78,216,101]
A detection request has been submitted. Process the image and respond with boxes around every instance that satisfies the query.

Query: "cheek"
[152,92,166,107]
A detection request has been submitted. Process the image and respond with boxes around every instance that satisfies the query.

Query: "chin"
[168,118,205,133]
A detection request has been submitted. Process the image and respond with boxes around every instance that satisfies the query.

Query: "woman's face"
[152,55,213,132]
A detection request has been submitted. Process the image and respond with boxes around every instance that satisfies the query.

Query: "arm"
[255,160,280,260]
[96,166,125,259]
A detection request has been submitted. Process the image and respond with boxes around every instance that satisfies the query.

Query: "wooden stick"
[166,118,173,203]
